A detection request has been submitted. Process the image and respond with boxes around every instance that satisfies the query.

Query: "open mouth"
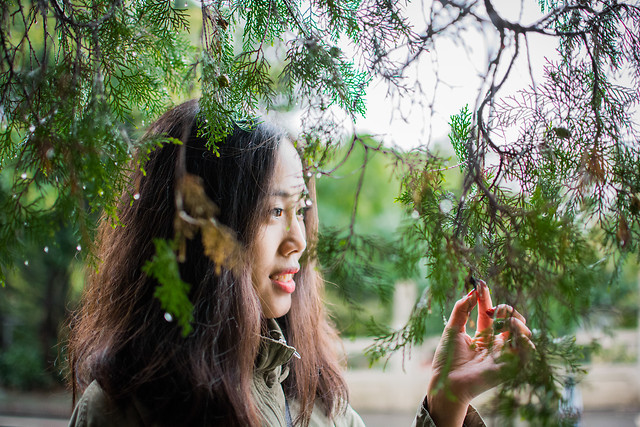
[270,272,294,283]
[269,269,298,293]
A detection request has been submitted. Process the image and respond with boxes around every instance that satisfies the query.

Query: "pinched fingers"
[492,316,536,355]
[475,306,532,351]
[493,316,532,339]
[488,304,527,325]
[490,305,532,344]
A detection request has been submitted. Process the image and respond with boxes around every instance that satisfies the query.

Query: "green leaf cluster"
[0,0,197,283]
[448,104,472,172]
[142,238,194,337]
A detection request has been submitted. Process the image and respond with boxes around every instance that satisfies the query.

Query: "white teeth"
[272,273,293,282]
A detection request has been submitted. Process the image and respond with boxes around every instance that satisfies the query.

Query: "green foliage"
[448,105,472,171]
[0,0,197,283]
[142,239,194,337]
[318,229,397,335]
[318,228,397,303]
[281,38,368,116]
[365,90,635,420]
[368,72,637,425]
[0,341,51,389]
[493,331,604,426]
[0,226,80,389]
[360,7,640,411]
[196,0,371,147]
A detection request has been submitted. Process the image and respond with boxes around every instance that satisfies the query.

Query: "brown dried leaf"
[616,215,631,250]
[173,174,243,273]
[201,220,243,275]
[179,174,219,219]
[585,148,606,183]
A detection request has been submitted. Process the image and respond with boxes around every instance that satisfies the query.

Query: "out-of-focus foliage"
[0,225,81,389]
[315,138,409,335]
[0,0,198,280]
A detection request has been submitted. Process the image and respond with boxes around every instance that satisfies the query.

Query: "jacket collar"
[255,318,299,374]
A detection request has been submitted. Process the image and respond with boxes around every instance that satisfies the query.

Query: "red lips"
[270,268,299,293]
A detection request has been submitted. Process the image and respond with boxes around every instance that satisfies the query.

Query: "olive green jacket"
[69,320,485,427]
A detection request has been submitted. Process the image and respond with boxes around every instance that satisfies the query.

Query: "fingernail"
[467,289,475,298]
[486,308,495,317]
[477,282,484,298]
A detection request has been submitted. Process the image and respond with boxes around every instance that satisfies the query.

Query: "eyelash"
[296,206,310,217]
[270,205,310,218]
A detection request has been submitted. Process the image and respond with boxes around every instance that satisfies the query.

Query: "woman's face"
[251,140,308,318]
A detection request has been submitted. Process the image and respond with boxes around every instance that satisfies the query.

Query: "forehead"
[271,140,306,196]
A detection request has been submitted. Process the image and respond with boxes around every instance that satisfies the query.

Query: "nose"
[281,215,306,257]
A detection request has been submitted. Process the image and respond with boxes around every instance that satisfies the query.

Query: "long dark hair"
[68,100,348,426]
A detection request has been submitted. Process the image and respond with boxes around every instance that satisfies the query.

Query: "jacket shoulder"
[68,381,146,427]
[412,395,486,427]
[333,404,366,427]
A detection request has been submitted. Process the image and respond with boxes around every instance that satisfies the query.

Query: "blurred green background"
[0,2,638,395]
[3,132,637,391]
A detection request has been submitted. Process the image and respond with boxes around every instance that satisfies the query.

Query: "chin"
[264,300,292,319]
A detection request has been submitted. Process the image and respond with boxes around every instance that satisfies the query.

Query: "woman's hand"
[426,280,532,427]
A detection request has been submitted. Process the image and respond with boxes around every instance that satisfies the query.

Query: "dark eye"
[296,207,308,218]
[271,207,284,217]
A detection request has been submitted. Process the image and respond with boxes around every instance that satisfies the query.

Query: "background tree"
[0,224,81,389]
[315,138,409,336]
[1,0,639,423]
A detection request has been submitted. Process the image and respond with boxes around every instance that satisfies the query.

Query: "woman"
[68,100,531,427]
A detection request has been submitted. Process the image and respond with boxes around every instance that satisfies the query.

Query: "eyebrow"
[270,188,309,199]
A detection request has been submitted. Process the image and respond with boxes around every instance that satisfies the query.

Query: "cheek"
[252,231,278,267]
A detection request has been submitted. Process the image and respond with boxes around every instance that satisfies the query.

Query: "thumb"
[446,290,477,333]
